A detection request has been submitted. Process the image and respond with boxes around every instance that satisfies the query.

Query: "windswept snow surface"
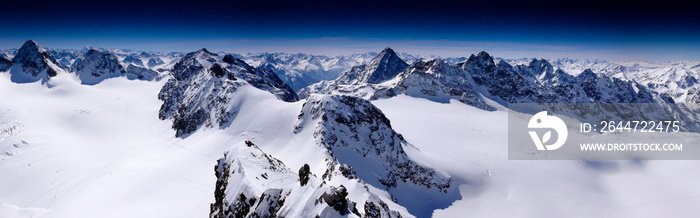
[373,95,700,218]
[2,63,700,217]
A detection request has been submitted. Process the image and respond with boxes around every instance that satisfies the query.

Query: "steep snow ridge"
[8,40,66,84]
[294,94,458,217]
[210,140,405,218]
[73,48,127,85]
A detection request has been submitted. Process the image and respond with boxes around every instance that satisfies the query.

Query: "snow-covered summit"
[8,40,66,84]
[335,47,409,86]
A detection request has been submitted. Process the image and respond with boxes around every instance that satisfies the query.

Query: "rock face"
[210,140,401,218]
[515,58,575,85]
[0,56,11,72]
[222,54,298,102]
[122,55,144,67]
[8,40,65,83]
[158,49,298,137]
[158,49,243,137]
[147,57,165,67]
[454,52,660,105]
[297,49,494,111]
[378,59,496,110]
[73,49,126,85]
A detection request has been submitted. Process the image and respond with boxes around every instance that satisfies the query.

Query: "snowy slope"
[374,95,700,218]
[4,42,700,218]
[5,71,699,217]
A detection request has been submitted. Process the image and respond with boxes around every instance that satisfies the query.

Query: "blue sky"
[2,0,699,61]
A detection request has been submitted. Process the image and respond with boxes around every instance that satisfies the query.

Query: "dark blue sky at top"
[2,0,699,60]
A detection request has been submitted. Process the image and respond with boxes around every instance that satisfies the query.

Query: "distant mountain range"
[4,39,700,217]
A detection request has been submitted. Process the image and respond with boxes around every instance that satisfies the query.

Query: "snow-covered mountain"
[5,40,700,218]
[210,140,399,217]
[126,64,159,81]
[156,48,457,217]
[298,48,410,99]
[513,58,700,104]
[205,93,458,218]
[7,40,66,84]
[158,48,297,137]
[298,50,700,133]
[378,59,495,111]
[73,49,127,85]
[122,55,144,67]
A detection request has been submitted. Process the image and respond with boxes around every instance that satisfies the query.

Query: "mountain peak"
[85,48,104,54]
[379,47,395,54]
[576,69,598,81]
[9,40,62,83]
[365,47,408,84]
[195,48,218,57]
[464,51,495,70]
[372,47,398,62]
[476,51,493,61]
[73,48,126,85]
[529,58,549,66]
[17,40,47,56]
